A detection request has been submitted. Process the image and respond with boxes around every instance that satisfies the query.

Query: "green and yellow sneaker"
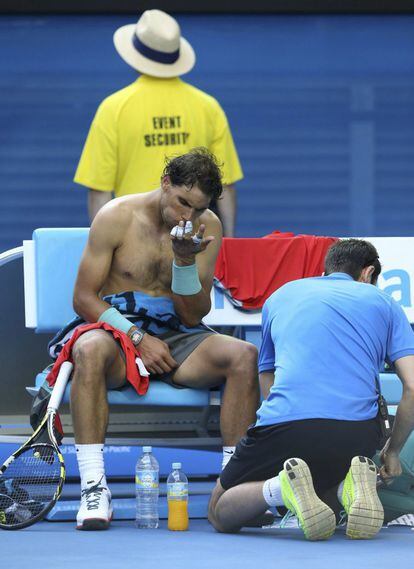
[342,456,384,539]
[280,458,336,541]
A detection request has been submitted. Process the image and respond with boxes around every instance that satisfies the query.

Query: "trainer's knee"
[208,501,236,533]
[212,500,241,534]
[209,514,228,533]
[208,480,240,534]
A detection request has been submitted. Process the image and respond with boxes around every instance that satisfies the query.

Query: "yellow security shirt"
[74,76,243,196]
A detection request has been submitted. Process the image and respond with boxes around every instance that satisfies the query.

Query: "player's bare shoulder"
[97,193,154,227]
[93,194,134,225]
[89,195,137,248]
[95,192,161,247]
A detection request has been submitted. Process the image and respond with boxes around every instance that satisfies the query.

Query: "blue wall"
[1,14,414,250]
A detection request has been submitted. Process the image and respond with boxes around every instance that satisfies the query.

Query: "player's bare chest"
[113,236,173,286]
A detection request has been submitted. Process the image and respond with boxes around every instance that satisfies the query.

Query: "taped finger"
[192,233,203,245]
[170,224,184,239]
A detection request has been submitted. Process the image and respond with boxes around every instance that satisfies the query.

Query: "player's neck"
[151,188,170,233]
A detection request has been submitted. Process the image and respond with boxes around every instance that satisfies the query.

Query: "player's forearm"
[73,290,112,324]
[171,253,211,326]
[88,189,113,222]
[388,387,414,453]
[217,185,236,238]
[173,288,211,328]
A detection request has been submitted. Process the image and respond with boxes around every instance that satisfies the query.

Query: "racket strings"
[0,444,61,527]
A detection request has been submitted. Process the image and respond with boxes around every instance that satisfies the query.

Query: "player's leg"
[70,330,127,443]
[70,330,127,530]
[172,334,260,448]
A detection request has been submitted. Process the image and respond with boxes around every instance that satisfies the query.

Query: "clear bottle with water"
[167,462,189,531]
[135,446,159,529]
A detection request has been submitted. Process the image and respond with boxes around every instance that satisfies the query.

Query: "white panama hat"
[113,9,196,78]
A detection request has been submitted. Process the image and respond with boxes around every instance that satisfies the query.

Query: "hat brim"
[113,24,196,78]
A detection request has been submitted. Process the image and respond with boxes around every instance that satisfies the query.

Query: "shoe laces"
[279,510,298,529]
[338,509,347,526]
[81,477,107,511]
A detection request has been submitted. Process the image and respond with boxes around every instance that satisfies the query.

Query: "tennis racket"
[0,361,73,530]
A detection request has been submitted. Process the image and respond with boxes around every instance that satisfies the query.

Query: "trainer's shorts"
[220,418,381,495]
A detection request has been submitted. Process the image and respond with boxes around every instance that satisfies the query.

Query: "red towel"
[46,322,149,395]
[214,232,338,310]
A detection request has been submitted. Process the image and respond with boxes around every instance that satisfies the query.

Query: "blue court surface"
[2,521,414,569]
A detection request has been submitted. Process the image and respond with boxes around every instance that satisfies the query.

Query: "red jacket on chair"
[214,232,338,310]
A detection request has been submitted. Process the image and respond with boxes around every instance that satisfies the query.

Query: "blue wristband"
[98,307,133,334]
[171,262,202,296]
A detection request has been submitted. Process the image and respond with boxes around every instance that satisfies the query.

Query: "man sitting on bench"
[49,148,260,530]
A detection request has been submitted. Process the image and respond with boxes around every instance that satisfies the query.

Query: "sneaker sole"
[77,511,113,531]
[281,458,336,541]
[345,456,384,540]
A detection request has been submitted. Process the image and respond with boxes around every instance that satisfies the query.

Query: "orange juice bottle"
[167,462,189,531]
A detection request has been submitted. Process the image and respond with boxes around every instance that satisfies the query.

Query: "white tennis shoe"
[76,479,113,531]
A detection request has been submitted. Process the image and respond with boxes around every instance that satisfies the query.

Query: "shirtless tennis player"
[49,148,260,530]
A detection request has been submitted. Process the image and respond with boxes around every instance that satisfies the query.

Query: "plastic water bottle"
[167,462,189,531]
[135,446,159,529]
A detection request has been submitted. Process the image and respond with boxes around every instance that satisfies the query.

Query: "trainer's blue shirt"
[256,273,414,427]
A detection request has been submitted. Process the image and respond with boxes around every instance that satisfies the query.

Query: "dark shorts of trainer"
[146,329,214,388]
[220,418,382,496]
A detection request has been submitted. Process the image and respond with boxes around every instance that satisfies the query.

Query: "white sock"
[222,446,236,470]
[337,481,345,505]
[263,475,284,507]
[76,444,107,489]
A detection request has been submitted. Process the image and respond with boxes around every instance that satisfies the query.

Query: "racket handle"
[48,361,73,412]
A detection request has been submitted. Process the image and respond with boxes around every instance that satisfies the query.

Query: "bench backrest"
[24,228,89,331]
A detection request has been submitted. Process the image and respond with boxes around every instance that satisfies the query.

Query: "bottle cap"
[172,462,181,470]
[143,446,152,453]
